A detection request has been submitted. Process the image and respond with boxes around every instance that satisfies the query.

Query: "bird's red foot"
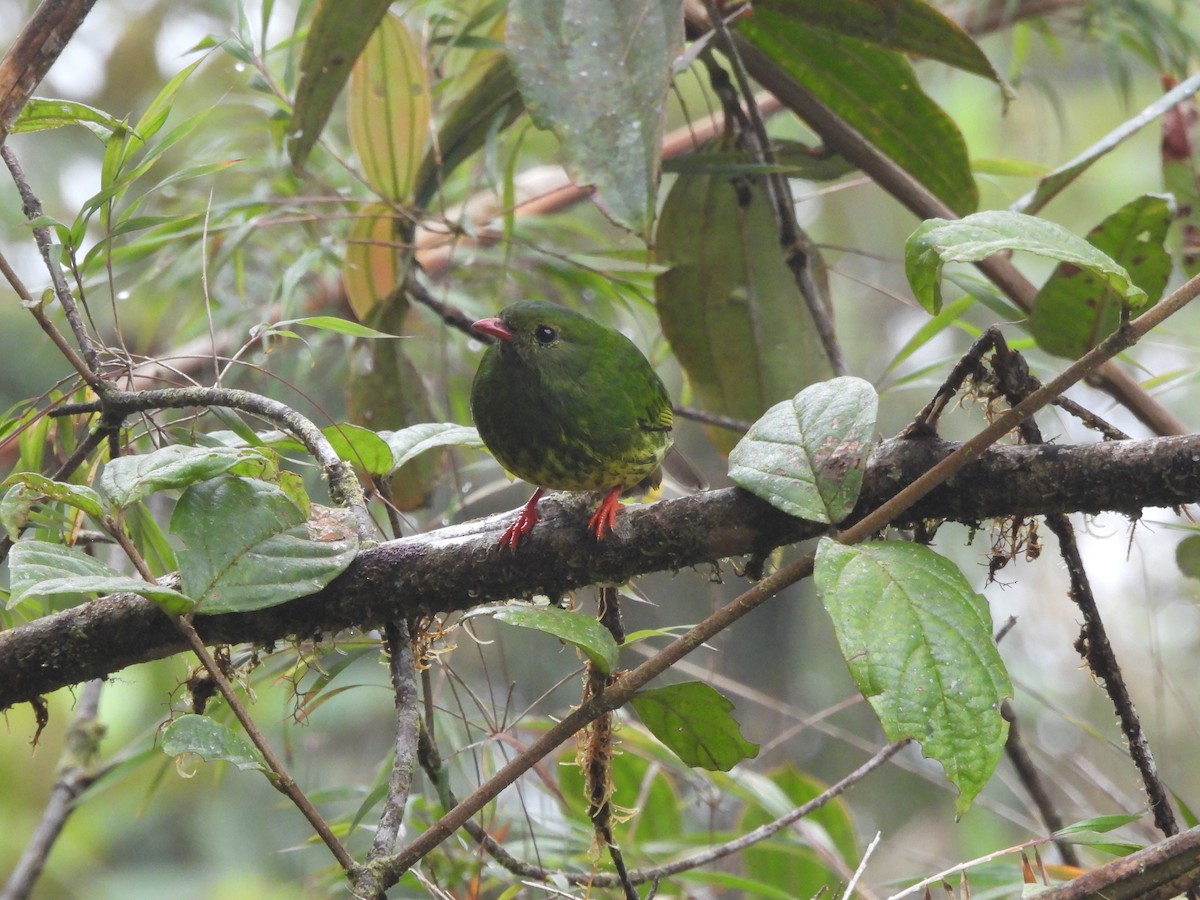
[499,488,544,550]
[587,486,624,540]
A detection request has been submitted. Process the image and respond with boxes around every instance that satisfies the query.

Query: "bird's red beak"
[472,317,513,342]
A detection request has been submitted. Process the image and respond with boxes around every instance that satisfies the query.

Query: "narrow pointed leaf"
[348,13,431,202]
[412,52,524,208]
[288,0,395,167]
[277,316,396,338]
[906,210,1147,314]
[12,98,128,137]
[815,539,1012,815]
[507,0,683,236]
[739,12,977,216]
[1031,195,1172,358]
[753,0,1001,84]
[1013,70,1200,216]
[465,603,619,674]
[728,377,877,524]
[656,172,833,452]
[630,681,759,771]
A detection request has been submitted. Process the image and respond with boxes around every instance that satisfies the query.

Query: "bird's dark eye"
[533,325,557,345]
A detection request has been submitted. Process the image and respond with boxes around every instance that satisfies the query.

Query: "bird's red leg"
[587,486,624,540]
[499,487,545,550]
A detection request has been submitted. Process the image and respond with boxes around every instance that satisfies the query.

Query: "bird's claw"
[587,487,624,540]
[498,488,544,550]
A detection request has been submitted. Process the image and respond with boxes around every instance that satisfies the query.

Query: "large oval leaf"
[288,0,394,167]
[656,171,833,453]
[814,539,1012,815]
[751,0,1001,84]
[728,377,877,524]
[171,476,358,614]
[507,0,683,236]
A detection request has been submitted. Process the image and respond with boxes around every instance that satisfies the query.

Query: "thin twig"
[698,0,845,377]
[0,679,103,900]
[53,385,375,540]
[2,145,101,375]
[366,620,421,860]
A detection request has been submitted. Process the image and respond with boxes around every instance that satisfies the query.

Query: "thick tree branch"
[3,433,1199,711]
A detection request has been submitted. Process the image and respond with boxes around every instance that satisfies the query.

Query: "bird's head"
[471,301,601,358]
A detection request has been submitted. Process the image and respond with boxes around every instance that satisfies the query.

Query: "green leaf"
[288,0,395,167]
[278,315,396,338]
[728,377,877,524]
[379,422,484,476]
[814,539,1012,815]
[171,477,358,614]
[906,210,1148,315]
[160,714,268,773]
[8,540,119,608]
[737,767,859,898]
[507,0,683,236]
[465,603,619,674]
[342,205,400,322]
[322,424,394,476]
[739,12,978,216]
[21,574,190,613]
[11,98,128,137]
[347,13,431,202]
[1,474,105,538]
[7,541,190,612]
[656,172,833,452]
[555,727,685,845]
[1030,195,1172,358]
[99,445,273,509]
[1176,534,1200,580]
[751,0,1002,84]
[630,682,759,771]
[1055,812,1144,836]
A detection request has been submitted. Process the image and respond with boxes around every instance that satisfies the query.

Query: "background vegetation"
[2,0,1200,897]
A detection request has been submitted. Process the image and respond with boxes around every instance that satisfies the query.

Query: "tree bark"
[3,433,1199,711]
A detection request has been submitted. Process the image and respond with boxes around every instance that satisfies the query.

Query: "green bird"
[471,300,674,549]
